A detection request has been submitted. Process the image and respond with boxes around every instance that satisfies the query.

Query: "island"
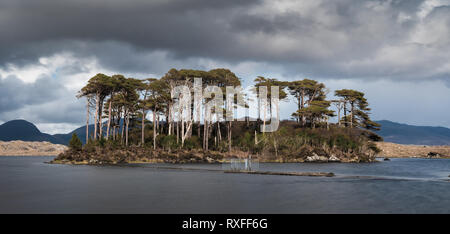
[51,69,384,165]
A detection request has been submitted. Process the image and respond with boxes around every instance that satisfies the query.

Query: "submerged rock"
[427,152,440,158]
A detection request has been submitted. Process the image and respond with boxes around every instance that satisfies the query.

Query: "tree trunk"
[156,115,160,134]
[168,104,172,136]
[141,108,146,146]
[204,109,210,151]
[262,98,267,135]
[94,94,100,140]
[153,109,156,150]
[177,102,181,144]
[203,105,207,150]
[301,90,305,126]
[274,137,278,159]
[205,120,209,151]
[161,117,165,136]
[337,102,342,127]
[297,95,301,123]
[125,110,129,147]
[106,94,112,139]
[121,109,125,144]
[326,117,329,130]
[217,121,221,143]
[176,121,179,144]
[203,121,206,150]
[227,121,232,153]
[343,103,347,127]
[99,101,103,139]
[350,102,354,128]
[181,120,193,148]
[181,111,185,147]
[86,97,90,144]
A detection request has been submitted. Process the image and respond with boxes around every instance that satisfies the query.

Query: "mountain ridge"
[0,120,65,144]
[1,119,450,146]
[376,120,450,145]
[0,120,94,145]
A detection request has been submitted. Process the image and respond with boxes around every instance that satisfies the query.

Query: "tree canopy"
[78,68,380,154]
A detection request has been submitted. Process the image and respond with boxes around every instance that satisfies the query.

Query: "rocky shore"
[376,142,450,158]
[50,147,225,165]
[50,144,376,165]
[0,141,67,156]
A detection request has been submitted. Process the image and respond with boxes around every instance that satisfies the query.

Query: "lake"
[0,156,449,213]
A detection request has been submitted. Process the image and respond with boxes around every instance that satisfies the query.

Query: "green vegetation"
[68,133,82,151]
[53,68,382,164]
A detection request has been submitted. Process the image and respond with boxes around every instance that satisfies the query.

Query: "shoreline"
[0,140,67,156]
[376,142,450,158]
[2,141,450,160]
[48,154,371,165]
[46,156,450,166]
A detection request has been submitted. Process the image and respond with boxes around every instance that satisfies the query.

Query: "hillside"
[376,120,450,145]
[0,140,67,156]
[376,142,450,158]
[2,119,450,146]
[53,125,95,145]
[0,120,96,145]
[0,120,65,144]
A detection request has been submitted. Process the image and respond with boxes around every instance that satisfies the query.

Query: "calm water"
[0,156,449,213]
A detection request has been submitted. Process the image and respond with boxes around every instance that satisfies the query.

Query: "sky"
[0,0,449,134]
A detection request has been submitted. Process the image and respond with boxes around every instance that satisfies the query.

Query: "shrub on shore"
[68,133,82,151]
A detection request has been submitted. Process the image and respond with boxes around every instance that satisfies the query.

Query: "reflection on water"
[0,156,448,213]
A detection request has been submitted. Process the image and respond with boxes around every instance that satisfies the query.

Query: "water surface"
[0,156,448,213]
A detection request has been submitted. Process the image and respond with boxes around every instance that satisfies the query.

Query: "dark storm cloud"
[1,0,450,131]
[0,74,84,124]
[0,75,63,112]
[0,0,261,64]
[1,0,449,81]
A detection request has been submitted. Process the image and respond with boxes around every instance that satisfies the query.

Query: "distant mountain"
[53,124,98,145]
[2,119,450,146]
[0,119,111,145]
[376,120,450,145]
[0,120,65,144]
[60,120,125,144]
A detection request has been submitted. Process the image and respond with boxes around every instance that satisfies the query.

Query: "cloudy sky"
[0,0,449,134]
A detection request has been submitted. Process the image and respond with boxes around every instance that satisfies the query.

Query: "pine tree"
[335,89,380,130]
[288,79,327,126]
[69,133,82,151]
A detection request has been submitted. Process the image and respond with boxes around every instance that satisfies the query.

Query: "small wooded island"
[52,68,382,165]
